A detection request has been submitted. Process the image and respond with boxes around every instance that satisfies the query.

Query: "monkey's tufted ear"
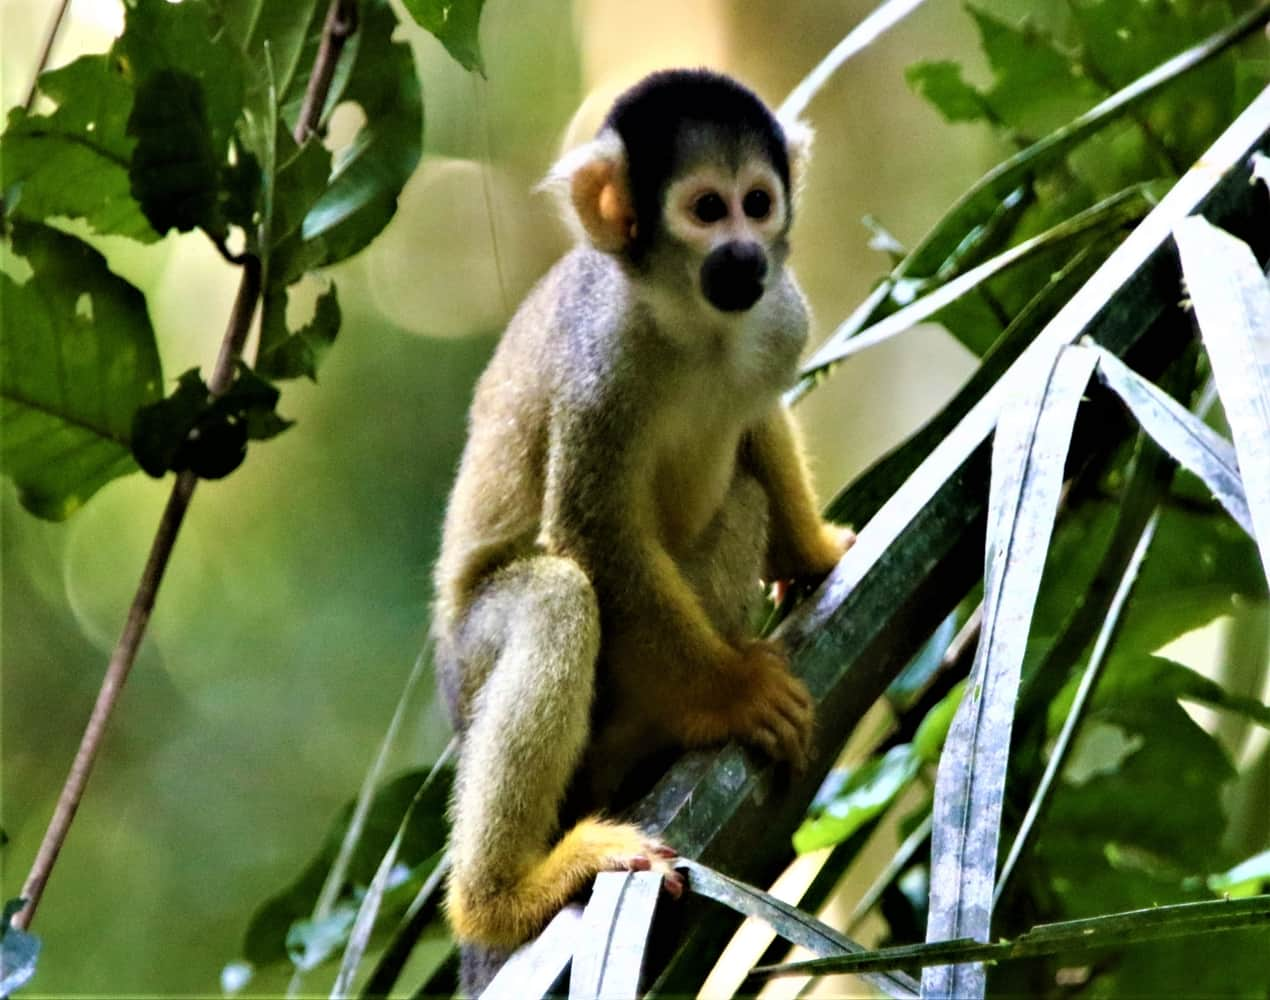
[780,117,814,205]
[541,130,635,254]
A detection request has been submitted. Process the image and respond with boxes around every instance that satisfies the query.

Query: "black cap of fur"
[602,69,791,263]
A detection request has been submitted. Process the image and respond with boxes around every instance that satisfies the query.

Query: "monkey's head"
[547,69,811,317]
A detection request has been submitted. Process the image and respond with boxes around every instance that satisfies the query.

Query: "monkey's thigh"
[448,556,601,891]
[681,469,770,641]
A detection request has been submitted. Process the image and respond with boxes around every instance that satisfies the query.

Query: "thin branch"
[12,468,196,930]
[295,0,358,144]
[22,0,71,113]
[11,0,359,928]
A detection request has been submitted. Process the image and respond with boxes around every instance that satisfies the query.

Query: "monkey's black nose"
[701,241,768,313]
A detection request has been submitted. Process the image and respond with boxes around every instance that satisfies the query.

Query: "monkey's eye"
[743,189,772,220]
[692,192,728,224]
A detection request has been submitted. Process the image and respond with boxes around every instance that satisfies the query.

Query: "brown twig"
[294,0,358,144]
[12,0,357,931]
[22,0,71,113]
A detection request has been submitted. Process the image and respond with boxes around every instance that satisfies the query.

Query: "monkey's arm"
[747,405,854,582]
[540,404,812,768]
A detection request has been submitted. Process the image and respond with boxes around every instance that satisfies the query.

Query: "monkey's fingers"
[758,715,810,773]
[663,870,685,899]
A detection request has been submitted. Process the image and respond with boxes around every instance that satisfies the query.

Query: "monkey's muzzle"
[701,241,768,313]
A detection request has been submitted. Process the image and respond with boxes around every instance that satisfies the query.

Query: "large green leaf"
[0,223,162,520]
[215,0,323,117]
[116,0,246,159]
[117,0,258,242]
[0,56,155,241]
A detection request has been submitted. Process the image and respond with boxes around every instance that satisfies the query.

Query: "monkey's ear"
[541,130,635,253]
[781,118,814,204]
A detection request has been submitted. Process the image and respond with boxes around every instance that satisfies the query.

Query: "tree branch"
[10,0,358,932]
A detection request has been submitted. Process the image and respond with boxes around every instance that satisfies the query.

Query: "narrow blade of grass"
[1089,345,1254,535]
[801,188,1148,376]
[679,859,919,998]
[924,343,1096,1000]
[754,894,1270,979]
[1174,216,1270,585]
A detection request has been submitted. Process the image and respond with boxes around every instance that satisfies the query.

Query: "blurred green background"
[2,0,1022,993]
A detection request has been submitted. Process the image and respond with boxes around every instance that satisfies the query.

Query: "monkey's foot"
[448,819,682,949]
[573,819,684,897]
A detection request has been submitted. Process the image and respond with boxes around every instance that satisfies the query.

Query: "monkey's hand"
[769,522,855,604]
[671,639,814,771]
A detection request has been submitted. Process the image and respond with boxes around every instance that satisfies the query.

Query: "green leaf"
[257,284,340,381]
[241,765,453,970]
[116,0,246,159]
[297,0,424,266]
[678,859,921,998]
[0,56,156,241]
[117,0,258,243]
[968,5,1101,138]
[1087,345,1253,535]
[794,745,922,853]
[1,222,162,519]
[1038,689,1237,911]
[127,70,227,238]
[216,0,323,116]
[905,59,990,123]
[402,0,487,74]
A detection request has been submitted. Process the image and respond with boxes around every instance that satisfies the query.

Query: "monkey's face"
[661,159,789,314]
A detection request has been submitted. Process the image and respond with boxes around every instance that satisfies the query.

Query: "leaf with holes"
[0,222,162,519]
[0,55,156,241]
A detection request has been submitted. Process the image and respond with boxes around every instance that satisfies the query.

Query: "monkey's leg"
[446,556,675,952]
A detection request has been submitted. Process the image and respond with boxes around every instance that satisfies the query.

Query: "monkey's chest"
[651,424,750,557]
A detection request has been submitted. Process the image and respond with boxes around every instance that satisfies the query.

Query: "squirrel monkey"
[433,69,853,985]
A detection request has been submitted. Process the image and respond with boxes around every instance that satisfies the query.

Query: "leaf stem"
[22,0,71,113]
